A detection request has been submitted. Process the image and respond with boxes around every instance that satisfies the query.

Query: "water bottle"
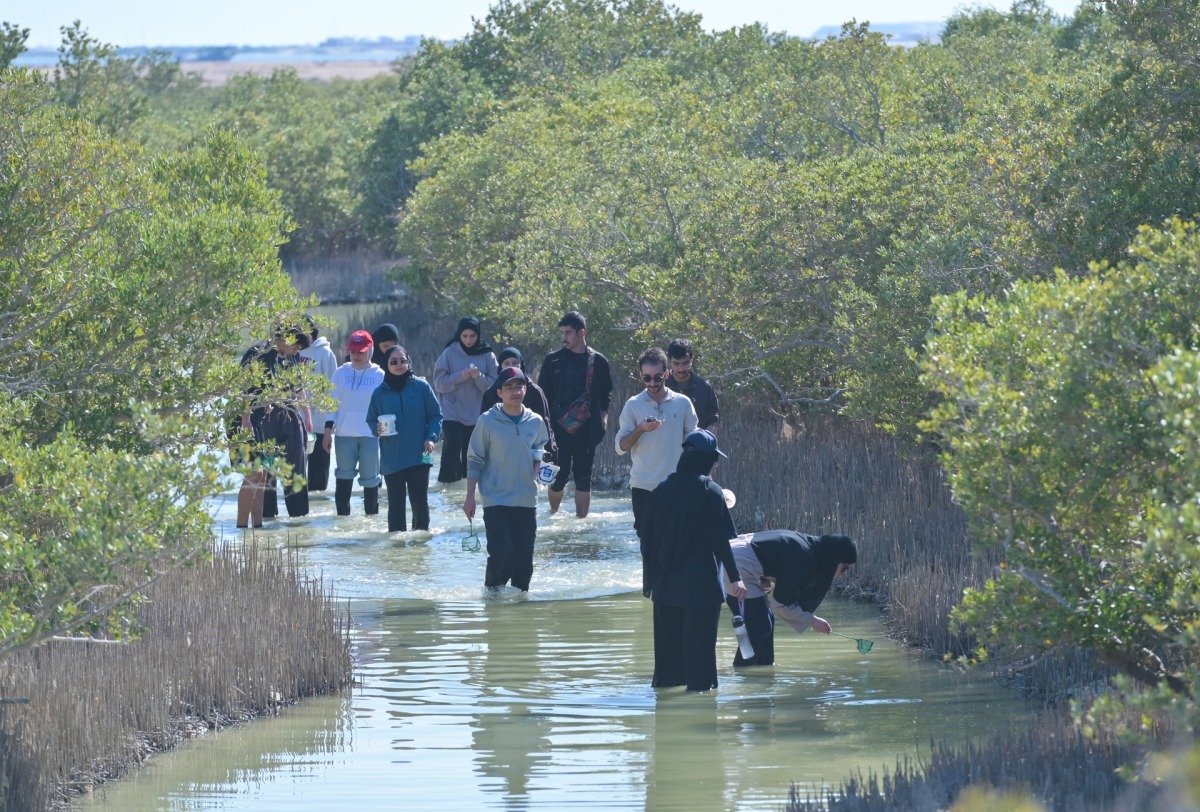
[731,615,755,660]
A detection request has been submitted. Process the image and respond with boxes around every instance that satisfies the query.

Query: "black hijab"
[650,449,724,576]
[496,346,524,369]
[371,323,400,367]
[383,345,412,392]
[751,531,858,612]
[447,316,493,356]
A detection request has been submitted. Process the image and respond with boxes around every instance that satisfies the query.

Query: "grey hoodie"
[299,336,338,428]
[467,404,549,508]
[433,341,498,425]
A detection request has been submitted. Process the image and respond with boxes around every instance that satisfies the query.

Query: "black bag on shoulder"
[557,350,594,435]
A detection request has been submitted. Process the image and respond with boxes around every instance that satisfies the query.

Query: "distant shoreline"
[29,59,400,86]
[182,59,398,85]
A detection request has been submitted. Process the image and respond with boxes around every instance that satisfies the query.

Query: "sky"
[13,0,1082,49]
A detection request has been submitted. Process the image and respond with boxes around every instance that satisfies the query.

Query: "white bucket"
[378,414,397,436]
[536,463,560,486]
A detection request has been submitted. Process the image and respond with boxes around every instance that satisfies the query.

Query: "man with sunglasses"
[616,347,698,596]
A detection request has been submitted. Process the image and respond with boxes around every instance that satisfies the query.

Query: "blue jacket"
[366,376,443,475]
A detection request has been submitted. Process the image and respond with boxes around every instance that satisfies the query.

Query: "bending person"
[723,530,857,666]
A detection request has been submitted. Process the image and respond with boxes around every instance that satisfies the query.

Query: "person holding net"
[723,530,858,666]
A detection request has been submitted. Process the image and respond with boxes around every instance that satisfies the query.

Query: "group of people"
[234,320,436,533]
[232,312,604,533]
[611,339,858,693]
[233,311,858,694]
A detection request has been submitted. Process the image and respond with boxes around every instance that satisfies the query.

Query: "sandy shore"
[30,60,399,87]
[183,59,398,85]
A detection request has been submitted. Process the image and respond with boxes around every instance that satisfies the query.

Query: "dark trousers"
[438,421,474,483]
[264,477,311,518]
[482,505,537,591]
[651,601,722,692]
[263,406,308,517]
[306,435,330,491]
[384,465,431,532]
[631,487,654,596]
[549,430,597,492]
[725,595,775,666]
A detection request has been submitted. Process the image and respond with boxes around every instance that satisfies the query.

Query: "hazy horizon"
[12,0,1081,49]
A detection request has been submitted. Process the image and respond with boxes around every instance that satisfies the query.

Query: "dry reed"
[0,540,351,811]
[286,251,405,304]
[786,708,1177,812]
[590,380,1108,698]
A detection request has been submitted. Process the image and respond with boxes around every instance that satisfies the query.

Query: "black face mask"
[384,368,411,390]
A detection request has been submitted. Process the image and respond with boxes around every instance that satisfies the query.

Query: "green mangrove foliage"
[50,21,192,138]
[17,1,1198,441]
[0,22,28,71]
[395,6,1106,434]
[0,70,308,660]
[920,219,1200,699]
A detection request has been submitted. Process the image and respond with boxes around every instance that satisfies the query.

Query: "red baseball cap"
[347,330,374,352]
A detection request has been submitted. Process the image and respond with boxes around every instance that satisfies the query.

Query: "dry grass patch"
[0,540,351,810]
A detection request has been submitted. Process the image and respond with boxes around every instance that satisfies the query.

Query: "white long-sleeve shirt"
[615,388,698,492]
[328,362,384,437]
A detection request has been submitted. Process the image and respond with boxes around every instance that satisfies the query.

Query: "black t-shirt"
[665,373,718,429]
[537,347,614,443]
[239,343,304,415]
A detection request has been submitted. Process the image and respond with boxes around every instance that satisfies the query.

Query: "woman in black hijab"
[723,530,858,666]
[370,323,400,368]
[479,346,556,459]
[644,429,746,692]
[432,316,498,483]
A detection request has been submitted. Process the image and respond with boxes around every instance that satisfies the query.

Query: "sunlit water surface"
[79,473,1035,811]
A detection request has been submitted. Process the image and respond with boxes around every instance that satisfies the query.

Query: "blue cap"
[682,428,726,458]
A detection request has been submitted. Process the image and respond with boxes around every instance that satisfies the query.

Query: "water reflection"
[471,602,550,805]
[647,695,724,811]
[82,475,1037,811]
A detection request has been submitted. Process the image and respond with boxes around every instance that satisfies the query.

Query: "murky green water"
[80,476,1035,811]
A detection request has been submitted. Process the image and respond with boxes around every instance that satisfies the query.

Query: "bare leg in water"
[237,469,269,528]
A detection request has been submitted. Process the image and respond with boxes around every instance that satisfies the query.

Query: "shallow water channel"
[81,478,1035,811]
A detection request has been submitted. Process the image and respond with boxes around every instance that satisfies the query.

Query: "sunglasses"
[641,374,665,384]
